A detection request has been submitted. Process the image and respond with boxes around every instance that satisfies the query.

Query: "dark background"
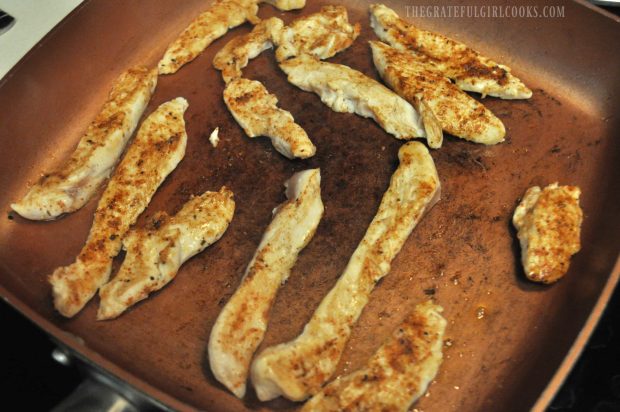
[1,4,619,412]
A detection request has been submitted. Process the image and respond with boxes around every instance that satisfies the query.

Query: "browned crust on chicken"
[302,301,446,411]
[213,17,284,83]
[158,0,260,74]
[371,41,505,145]
[275,5,361,62]
[224,78,315,159]
[208,170,322,398]
[97,187,235,320]
[513,183,583,284]
[370,3,532,99]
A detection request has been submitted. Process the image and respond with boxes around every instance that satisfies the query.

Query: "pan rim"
[0,0,619,410]
[572,0,620,22]
[531,256,620,411]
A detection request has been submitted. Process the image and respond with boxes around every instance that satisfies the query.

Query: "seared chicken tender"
[98,187,235,320]
[213,17,284,83]
[370,4,532,99]
[11,67,157,220]
[224,78,316,159]
[371,41,505,146]
[261,0,305,11]
[49,98,189,318]
[513,183,583,284]
[209,169,323,398]
[275,5,360,62]
[158,0,260,74]
[279,55,426,141]
[302,301,446,412]
[251,142,440,401]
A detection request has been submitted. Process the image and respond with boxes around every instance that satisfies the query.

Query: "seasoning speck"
[423,287,436,296]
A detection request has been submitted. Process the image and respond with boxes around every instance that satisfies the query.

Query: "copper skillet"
[0,0,619,410]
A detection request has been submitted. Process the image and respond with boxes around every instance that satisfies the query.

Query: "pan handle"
[51,378,138,412]
[49,345,165,412]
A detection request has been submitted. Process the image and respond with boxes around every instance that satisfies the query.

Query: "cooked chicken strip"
[370,3,532,99]
[279,55,426,142]
[214,17,284,83]
[158,0,260,74]
[302,301,446,412]
[98,187,235,320]
[275,5,360,62]
[224,78,316,159]
[513,183,582,284]
[371,41,505,146]
[209,169,323,398]
[261,0,305,11]
[49,98,189,318]
[11,67,157,220]
[251,142,440,401]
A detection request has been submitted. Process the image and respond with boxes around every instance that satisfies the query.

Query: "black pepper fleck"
[424,287,436,296]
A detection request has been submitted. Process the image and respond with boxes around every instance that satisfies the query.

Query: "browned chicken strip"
[513,183,583,284]
[371,41,505,146]
[11,67,157,220]
[213,17,284,83]
[279,55,426,142]
[49,98,188,317]
[302,301,446,412]
[209,169,323,398]
[370,3,532,99]
[158,0,260,74]
[251,142,441,401]
[98,187,235,320]
[275,5,360,62]
[224,78,316,159]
